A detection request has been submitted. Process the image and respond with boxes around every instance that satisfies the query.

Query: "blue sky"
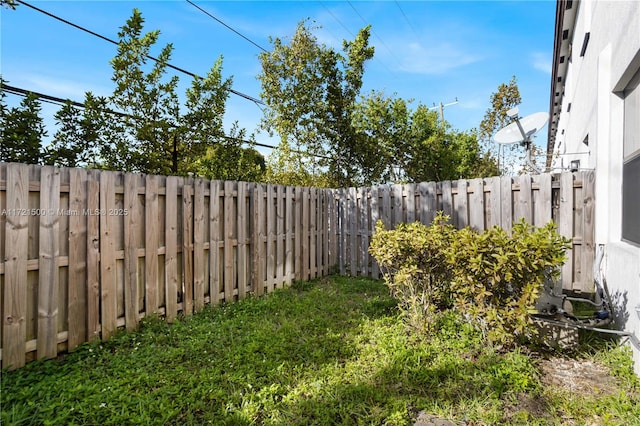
[1,0,555,157]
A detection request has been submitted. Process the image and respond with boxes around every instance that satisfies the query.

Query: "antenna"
[493,107,548,174]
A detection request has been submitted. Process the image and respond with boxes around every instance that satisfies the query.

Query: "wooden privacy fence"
[335,172,595,294]
[0,163,337,369]
[0,163,594,369]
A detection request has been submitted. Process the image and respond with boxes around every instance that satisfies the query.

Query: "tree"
[1,89,47,164]
[259,20,374,187]
[264,140,331,187]
[479,76,521,175]
[1,0,18,10]
[4,10,258,180]
[351,91,411,184]
[45,94,109,168]
[192,124,266,182]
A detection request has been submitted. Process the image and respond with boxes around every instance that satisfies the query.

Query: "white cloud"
[391,41,482,75]
[16,73,112,100]
[531,51,551,74]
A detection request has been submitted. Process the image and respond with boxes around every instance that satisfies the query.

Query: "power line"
[346,1,401,75]
[319,1,355,38]
[14,0,264,106]
[185,0,267,52]
[394,1,420,38]
[1,83,331,159]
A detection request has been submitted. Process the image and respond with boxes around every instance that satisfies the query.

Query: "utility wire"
[394,1,420,38]
[185,0,267,52]
[1,83,331,159]
[346,1,401,76]
[319,1,355,38]
[14,0,264,106]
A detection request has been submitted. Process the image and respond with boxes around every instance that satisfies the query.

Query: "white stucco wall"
[551,0,640,374]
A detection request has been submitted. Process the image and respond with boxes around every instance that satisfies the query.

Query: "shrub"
[369,213,456,331]
[369,214,571,347]
[448,221,571,346]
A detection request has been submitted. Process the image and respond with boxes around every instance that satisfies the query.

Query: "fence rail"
[0,163,594,369]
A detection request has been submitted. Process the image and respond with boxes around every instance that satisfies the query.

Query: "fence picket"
[237,182,248,298]
[99,171,117,340]
[86,171,100,341]
[68,168,87,350]
[124,173,139,331]
[559,173,575,290]
[2,163,29,368]
[145,175,159,314]
[37,166,60,359]
[165,176,178,322]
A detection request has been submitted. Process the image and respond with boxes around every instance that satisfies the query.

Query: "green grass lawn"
[2,276,638,425]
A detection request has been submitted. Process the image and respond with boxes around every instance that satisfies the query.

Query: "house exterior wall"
[550,0,640,374]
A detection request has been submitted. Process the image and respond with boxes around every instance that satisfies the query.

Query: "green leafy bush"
[369,214,456,331]
[369,214,571,347]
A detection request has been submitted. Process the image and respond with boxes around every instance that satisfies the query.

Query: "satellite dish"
[493,107,549,174]
[494,111,549,145]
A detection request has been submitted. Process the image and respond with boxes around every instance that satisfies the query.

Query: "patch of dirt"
[502,392,553,422]
[538,357,619,396]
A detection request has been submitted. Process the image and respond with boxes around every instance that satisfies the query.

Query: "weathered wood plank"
[285,186,294,283]
[99,171,117,340]
[486,177,501,228]
[309,188,317,279]
[294,187,303,280]
[468,178,485,231]
[405,184,415,223]
[392,184,403,226]
[580,171,596,292]
[209,181,222,303]
[144,175,159,314]
[348,187,357,276]
[359,187,369,277]
[336,189,346,275]
[223,181,235,302]
[533,173,552,226]
[86,171,100,341]
[515,175,532,224]
[500,176,513,232]
[164,176,179,322]
[455,179,468,228]
[253,184,266,295]
[182,183,194,315]
[418,181,437,225]
[237,182,248,297]
[123,173,139,332]
[2,163,29,368]
[380,184,391,228]
[317,188,324,277]
[441,181,453,218]
[275,185,284,286]
[559,173,575,290]
[369,186,380,279]
[193,178,206,309]
[67,168,88,350]
[37,166,60,360]
[266,184,276,289]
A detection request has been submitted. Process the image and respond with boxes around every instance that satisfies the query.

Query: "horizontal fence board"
[0,162,594,369]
